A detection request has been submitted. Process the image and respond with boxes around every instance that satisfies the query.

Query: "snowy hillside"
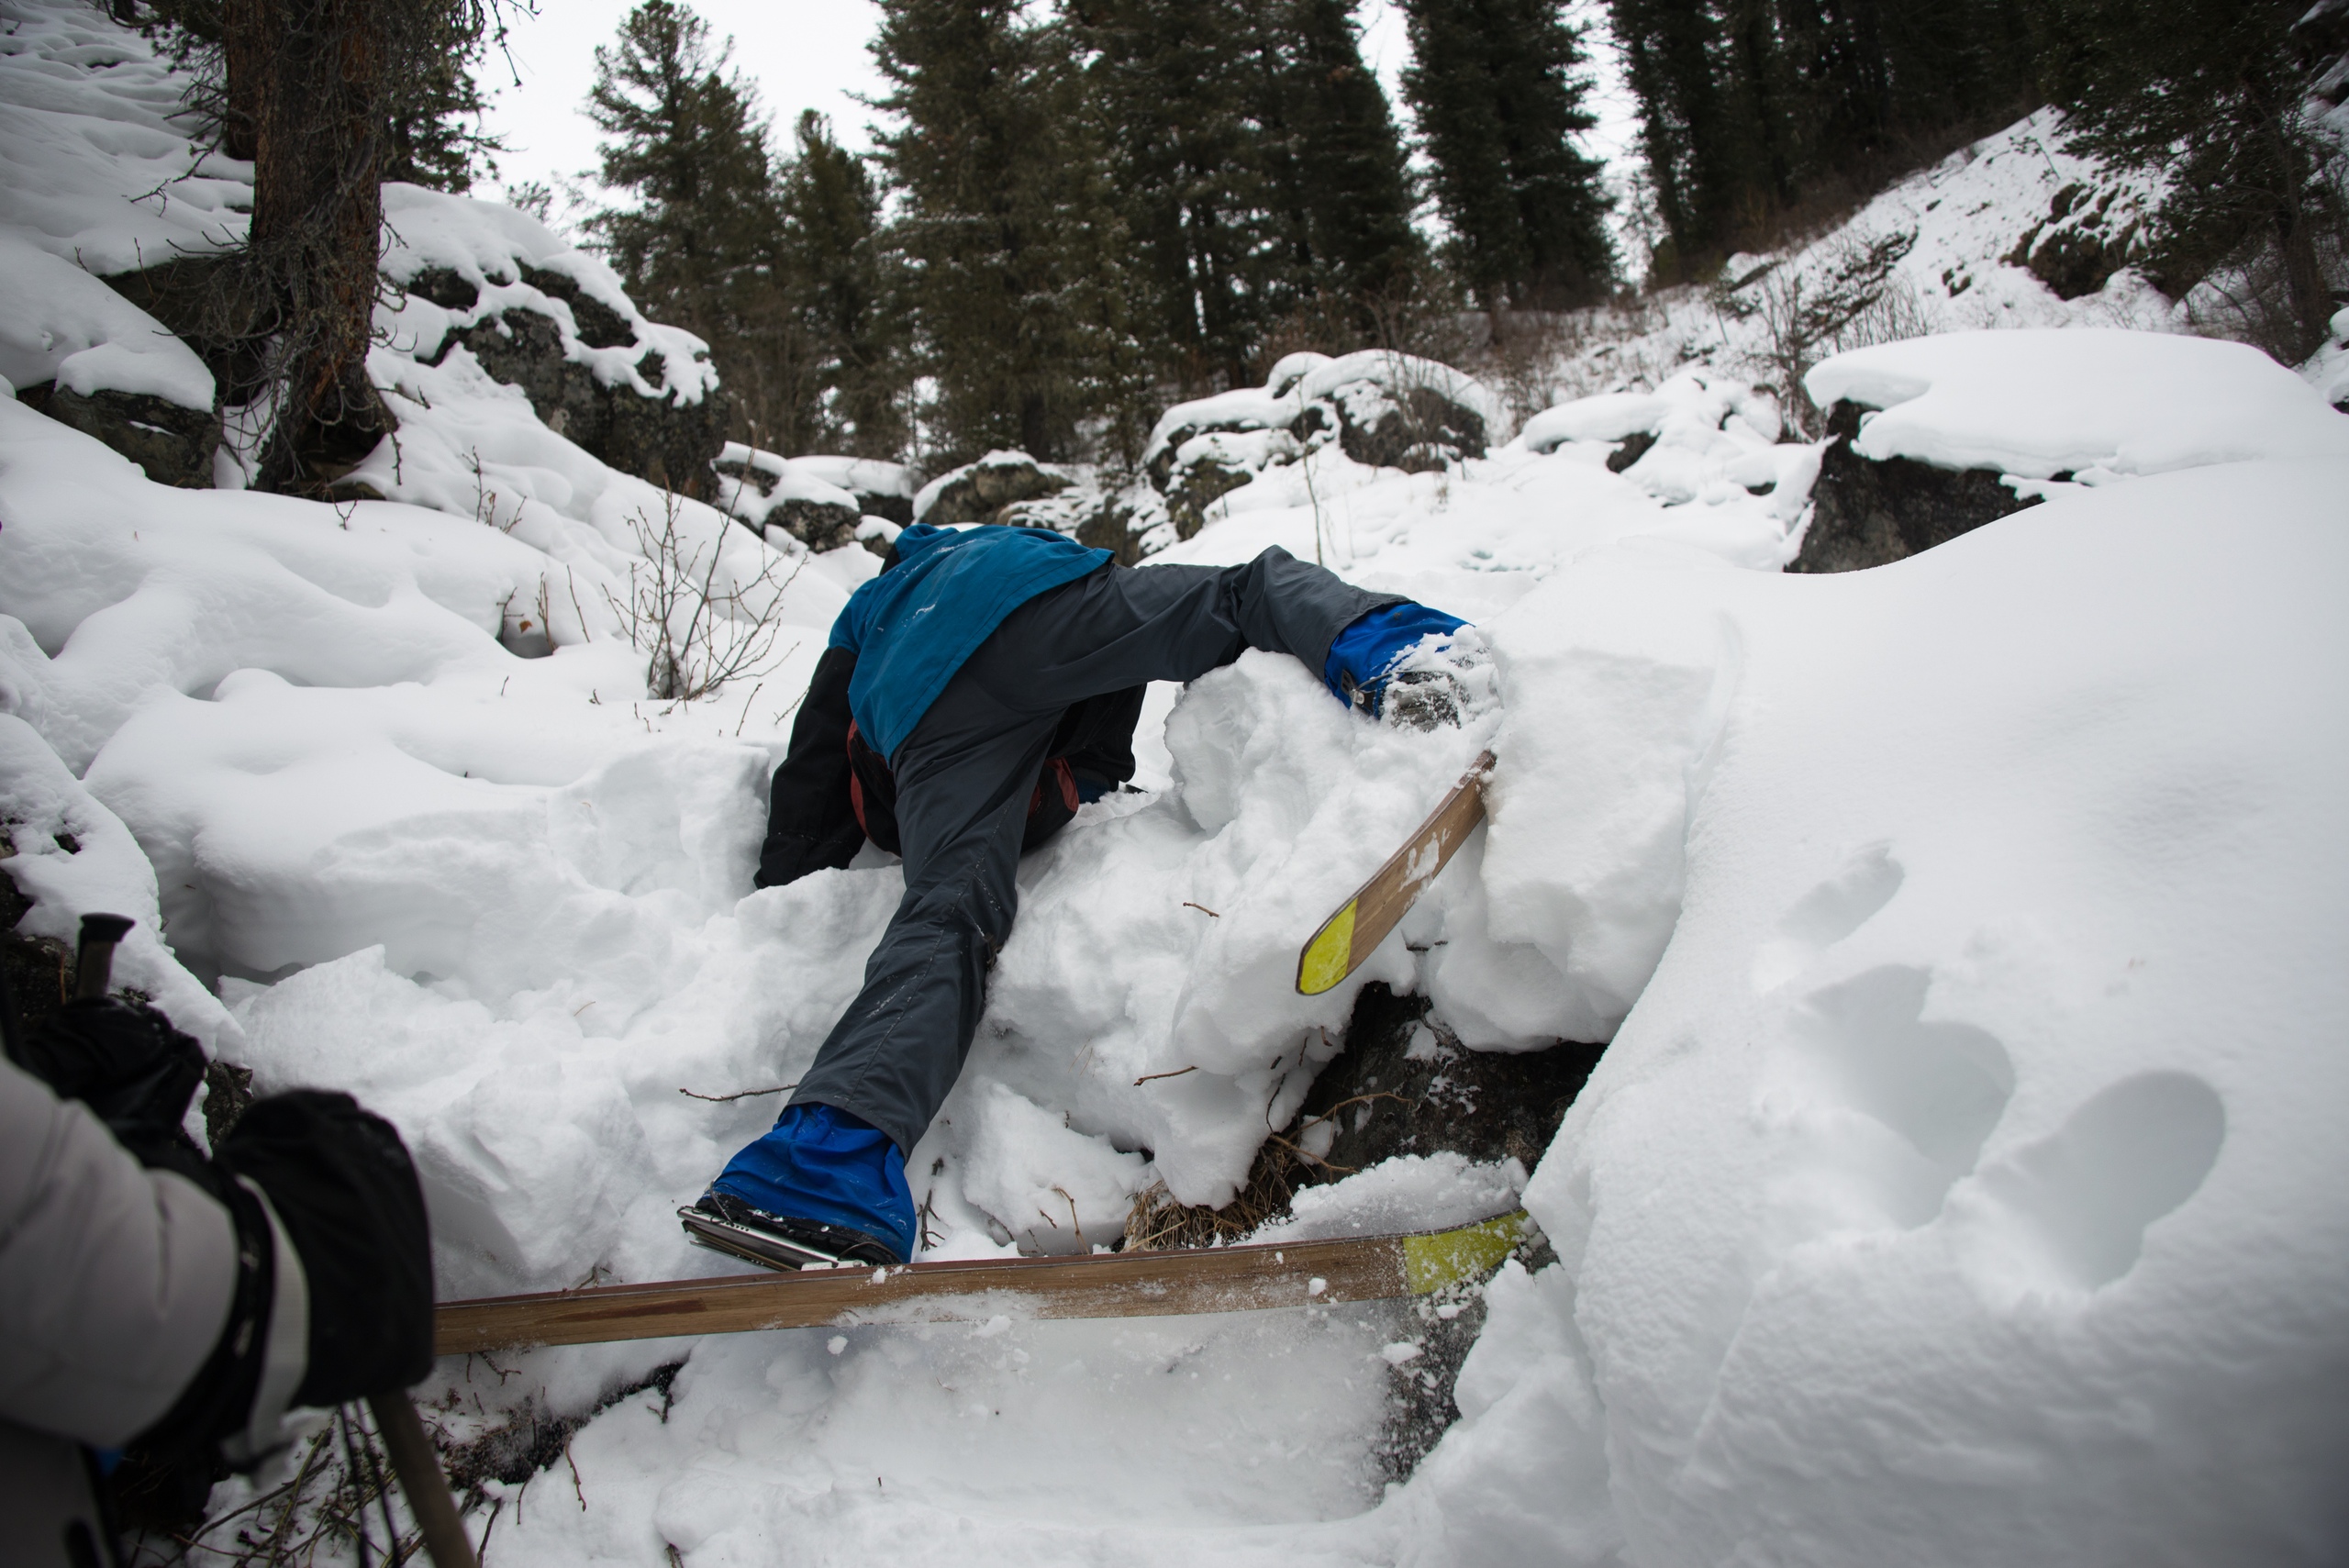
[4,2,2348,1563]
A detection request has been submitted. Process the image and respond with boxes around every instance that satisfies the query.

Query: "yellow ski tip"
[1297,900,1357,995]
[1402,1210,1534,1296]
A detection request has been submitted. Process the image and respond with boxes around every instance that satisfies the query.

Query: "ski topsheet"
[434,1210,1533,1356]
[1296,749,1494,995]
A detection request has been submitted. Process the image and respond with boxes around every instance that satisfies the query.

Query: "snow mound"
[0,0,250,272]
[0,231,212,407]
[1515,370,1820,517]
[1809,328,2349,478]
[1384,457,2349,1563]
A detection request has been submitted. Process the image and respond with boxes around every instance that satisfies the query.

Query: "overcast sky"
[478,1,1642,244]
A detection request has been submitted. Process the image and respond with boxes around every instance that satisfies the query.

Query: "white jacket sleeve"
[0,1053,239,1447]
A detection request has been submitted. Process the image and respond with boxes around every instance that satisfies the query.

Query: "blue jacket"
[829,524,1110,761]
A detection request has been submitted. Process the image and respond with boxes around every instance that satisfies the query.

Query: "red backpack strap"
[846,721,869,839]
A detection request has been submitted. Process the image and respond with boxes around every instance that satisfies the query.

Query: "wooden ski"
[433,1209,1532,1356]
[1296,750,1495,995]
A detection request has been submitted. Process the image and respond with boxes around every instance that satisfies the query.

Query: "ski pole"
[367,1391,480,1568]
[73,917,479,1568]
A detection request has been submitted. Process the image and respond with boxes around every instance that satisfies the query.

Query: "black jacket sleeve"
[756,645,866,889]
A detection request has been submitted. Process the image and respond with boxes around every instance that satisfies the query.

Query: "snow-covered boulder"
[1795,328,2349,572]
[711,443,863,550]
[0,224,220,486]
[913,449,1075,527]
[1517,372,1817,517]
[377,184,729,500]
[1143,350,1504,507]
[785,454,923,525]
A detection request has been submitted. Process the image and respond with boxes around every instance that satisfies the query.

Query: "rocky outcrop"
[914,450,1075,526]
[711,444,863,550]
[1163,430,1290,539]
[1141,351,1499,538]
[1790,399,2040,573]
[409,267,730,501]
[2002,181,2150,302]
[788,455,922,526]
[14,381,218,487]
[1305,373,1488,473]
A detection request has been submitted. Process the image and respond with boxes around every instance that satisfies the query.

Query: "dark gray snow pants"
[790,547,1397,1156]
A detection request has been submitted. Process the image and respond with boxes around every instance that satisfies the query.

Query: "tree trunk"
[238,0,395,495]
[221,0,266,162]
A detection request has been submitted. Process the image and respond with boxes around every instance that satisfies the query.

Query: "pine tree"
[381,11,506,192]
[584,0,777,348]
[874,0,1134,462]
[1608,0,2041,278]
[1081,0,1280,392]
[1607,0,1762,277]
[1401,0,1617,311]
[1276,0,1421,306]
[775,111,909,459]
[2039,0,2345,360]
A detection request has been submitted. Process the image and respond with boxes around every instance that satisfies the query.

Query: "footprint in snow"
[1950,1071,2224,1307]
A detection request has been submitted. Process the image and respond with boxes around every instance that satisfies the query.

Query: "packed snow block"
[1386,463,2349,1564]
[1793,397,2041,573]
[912,449,1074,526]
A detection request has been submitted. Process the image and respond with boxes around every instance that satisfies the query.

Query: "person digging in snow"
[683,523,1475,1273]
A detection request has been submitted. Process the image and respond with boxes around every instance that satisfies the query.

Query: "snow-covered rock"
[1807,327,2349,480]
[1791,329,2349,572]
[912,449,1075,526]
[376,183,729,499]
[1144,350,1508,515]
[712,441,863,550]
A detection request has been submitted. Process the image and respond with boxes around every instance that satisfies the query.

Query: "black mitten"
[20,995,207,1159]
[215,1091,435,1405]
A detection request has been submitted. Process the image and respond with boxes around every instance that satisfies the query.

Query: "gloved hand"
[16,995,206,1160]
[216,1090,434,1409]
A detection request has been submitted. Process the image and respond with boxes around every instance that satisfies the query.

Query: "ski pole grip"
[73,913,136,1001]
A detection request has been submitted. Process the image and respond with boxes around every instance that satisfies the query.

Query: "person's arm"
[756,645,867,889]
[0,1054,240,1447]
[2,990,432,1461]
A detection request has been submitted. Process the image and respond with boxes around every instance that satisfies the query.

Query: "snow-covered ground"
[5,2,2349,1562]
[1489,108,2181,427]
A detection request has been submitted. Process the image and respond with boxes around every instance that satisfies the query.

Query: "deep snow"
[3,3,2347,1562]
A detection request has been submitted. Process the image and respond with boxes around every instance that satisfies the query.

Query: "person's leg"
[702,681,1055,1264]
[785,675,1060,1154]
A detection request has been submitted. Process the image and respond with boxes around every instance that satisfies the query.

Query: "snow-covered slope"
[3,6,2346,1562]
